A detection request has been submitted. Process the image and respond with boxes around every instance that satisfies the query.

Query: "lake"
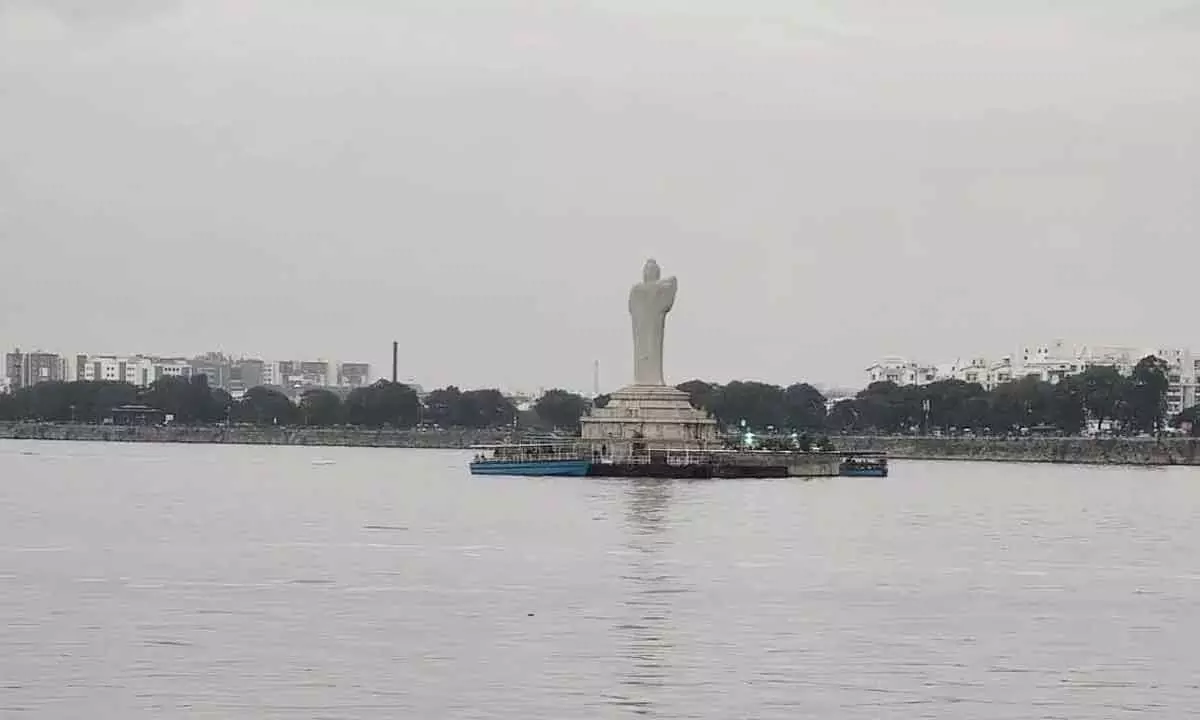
[2,440,1198,718]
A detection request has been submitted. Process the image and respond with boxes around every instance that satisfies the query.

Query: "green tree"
[713,381,787,430]
[1125,355,1170,433]
[676,379,718,413]
[826,399,860,432]
[534,389,588,431]
[988,376,1056,433]
[422,386,463,427]
[852,382,917,433]
[592,393,611,409]
[235,386,297,425]
[140,375,222,424]
[1172,405,1200,437]
[345,381,420,428]
[299,388,343,426]
[458,389,517,428]
[923,380,988,431]
[782,383,827,432]
[1051,376,1086,435]
[0,391,16,420]
[422,386,515,427]
[1076,366,1126,433]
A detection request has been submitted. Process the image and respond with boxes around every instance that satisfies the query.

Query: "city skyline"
[6,334,1200,403]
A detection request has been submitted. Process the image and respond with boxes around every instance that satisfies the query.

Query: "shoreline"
[2,423,1198,466]
[0,422,509,450]
[837,435,1200,466]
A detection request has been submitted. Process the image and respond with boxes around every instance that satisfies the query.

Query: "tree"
[1172,406,1200,437]
[345,381,420,428]
[235,386,297,425]
[140,375,222,424]
[826,399,859,432]
[713,381,787,430]
[593,393,611,409]
[422,386,463,427]
[1076,366,1126,433]
[300,388,343,426]
[988,376,1056,433]
[1125,355,1170,433]
[852,382,914,433]
[1051,375,1087,436]
[676,379,718,412]
[921,380,987,432]
[534,389,588,431]
[457,389,517,428]
[422,386,516,427]
[782,383,827,432]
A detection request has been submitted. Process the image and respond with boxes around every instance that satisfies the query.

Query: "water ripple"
[2,445,1200,717]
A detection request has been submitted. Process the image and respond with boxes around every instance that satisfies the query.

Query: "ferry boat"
[468,442,591,477]
[838,452,889,477]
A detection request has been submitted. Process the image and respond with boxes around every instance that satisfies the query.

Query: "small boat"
[839,453,888,477]
[468,443,591,477]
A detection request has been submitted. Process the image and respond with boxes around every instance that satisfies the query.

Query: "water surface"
[2,440,1198,718]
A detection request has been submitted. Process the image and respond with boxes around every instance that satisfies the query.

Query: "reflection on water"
[612,480,675,715]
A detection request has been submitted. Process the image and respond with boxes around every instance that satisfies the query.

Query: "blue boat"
[838,453,888,477]
[469,443,592,477]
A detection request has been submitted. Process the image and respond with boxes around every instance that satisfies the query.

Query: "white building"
[870,341,1199,419]
[78,355,155,385]
[865,357,938,386]
[1157,348,1198,417]
[77,355,195,387]
[866,356,1012,390]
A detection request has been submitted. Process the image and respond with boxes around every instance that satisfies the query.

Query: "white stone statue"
[628,259,677,386]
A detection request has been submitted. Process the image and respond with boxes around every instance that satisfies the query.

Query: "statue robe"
[628,276,677,386]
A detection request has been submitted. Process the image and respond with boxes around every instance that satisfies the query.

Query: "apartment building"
[869,340,1199,417]
[337,362,371,388]
[4,349,66,390]
[76,355,195,386]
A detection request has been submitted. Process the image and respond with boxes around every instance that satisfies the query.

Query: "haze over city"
[2,1,1198,392]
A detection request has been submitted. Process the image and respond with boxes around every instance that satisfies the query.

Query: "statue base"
[580,384,720,459]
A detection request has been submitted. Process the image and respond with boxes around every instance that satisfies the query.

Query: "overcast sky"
[2,1,1198,392]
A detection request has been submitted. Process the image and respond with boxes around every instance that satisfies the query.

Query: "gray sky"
[2,1,1198,392]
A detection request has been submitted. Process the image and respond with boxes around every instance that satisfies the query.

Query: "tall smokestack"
[391,341,398,383]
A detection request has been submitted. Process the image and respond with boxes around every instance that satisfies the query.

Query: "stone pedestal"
[580,384,719,459]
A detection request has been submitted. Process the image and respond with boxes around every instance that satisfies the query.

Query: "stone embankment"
[838,435,1200,466]
[0,422,508,449]
[3,423,1199,465]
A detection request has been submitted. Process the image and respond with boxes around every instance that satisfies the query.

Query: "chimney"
[391,341,398,383]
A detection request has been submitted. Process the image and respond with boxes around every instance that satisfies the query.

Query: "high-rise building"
[77,355,156,386]
[278,360,331,390]
[191,352,233,389]
[5,349,65,390]
[337,362,370,388]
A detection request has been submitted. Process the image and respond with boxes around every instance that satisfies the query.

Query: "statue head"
[642,259,661,283]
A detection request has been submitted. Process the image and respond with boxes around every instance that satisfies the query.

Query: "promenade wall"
[3,423,1199,465]
[837,435,1200,466]
[0,422,507,449]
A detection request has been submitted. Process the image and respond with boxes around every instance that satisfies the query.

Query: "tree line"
[0,376,590,431]
[2,354,1196,436]
[676,355,1195,437]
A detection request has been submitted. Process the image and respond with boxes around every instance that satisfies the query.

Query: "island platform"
[469,443,883,478]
